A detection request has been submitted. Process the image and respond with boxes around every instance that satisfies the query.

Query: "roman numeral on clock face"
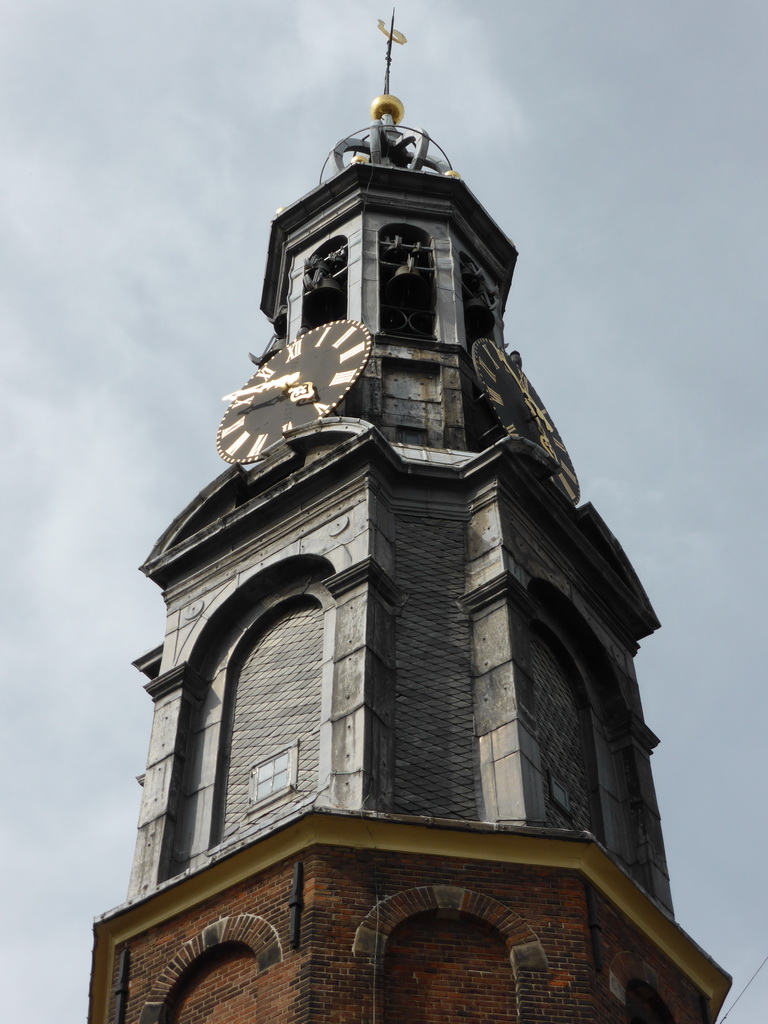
[477,359,497,381]
[314,325,333,348]
[557,472,578,500]
[246,433,269,459]
[220,417,245,438]
[224,430,268,459]
[224,431,251,456]
[330,369,357,386]
[339,341,366,363]
[331,326,358,349]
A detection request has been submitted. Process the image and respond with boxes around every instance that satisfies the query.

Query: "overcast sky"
[1,2,766,1021]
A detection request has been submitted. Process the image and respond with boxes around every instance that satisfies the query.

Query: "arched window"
[222,600,324,835]
[378,224,435,338]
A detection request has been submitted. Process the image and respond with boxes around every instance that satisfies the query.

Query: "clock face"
[217,319,372,464]
[472,338,580,503]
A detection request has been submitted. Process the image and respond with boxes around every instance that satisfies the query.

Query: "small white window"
[549,773,571,814]
[249,744,298,807]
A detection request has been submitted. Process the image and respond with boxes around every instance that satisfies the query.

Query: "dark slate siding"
[531,632,591,831]
[393,515,477,819]
[224,603,323,832]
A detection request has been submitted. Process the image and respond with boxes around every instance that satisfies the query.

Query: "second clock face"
[473,338,580,503]
[217,319,372,464]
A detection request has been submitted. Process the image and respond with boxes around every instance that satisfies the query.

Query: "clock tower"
[89,91,729,1024]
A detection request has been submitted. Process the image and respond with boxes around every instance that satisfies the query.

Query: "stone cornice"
[460,570,536,618]
[605,710,661,753]
[143,662,207,703]
[131,645,163,681]
[324,556,403,608]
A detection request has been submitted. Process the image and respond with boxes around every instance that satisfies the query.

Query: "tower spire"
[377,10,407,97]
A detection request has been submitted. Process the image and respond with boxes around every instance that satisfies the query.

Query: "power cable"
[719,951,768,1021]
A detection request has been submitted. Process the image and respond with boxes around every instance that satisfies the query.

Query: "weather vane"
[377,10,407,95]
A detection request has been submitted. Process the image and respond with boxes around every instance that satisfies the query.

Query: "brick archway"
[352,883,547,973]
[138,914,282,1024]
[609,951,683,1022]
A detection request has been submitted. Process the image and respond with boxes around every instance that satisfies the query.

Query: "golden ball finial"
[370,94,405,124]
[444,169,461,179]
[350,154,369,165]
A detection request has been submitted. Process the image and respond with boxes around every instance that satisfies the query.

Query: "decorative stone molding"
[325,555,404,608]
[605,709,661,753]
[460,570,535,618]
[143,662,207,703]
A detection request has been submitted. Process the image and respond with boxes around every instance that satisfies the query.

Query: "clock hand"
[222,372,301,403]
[236,392,288,415]
[507,366,553,431]
[536,431,557,460]
[521,392,554,432]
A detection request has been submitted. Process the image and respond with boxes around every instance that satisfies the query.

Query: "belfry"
[88,44,729,1024]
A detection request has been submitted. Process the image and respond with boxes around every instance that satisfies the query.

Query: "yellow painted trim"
[89,815,729,1023]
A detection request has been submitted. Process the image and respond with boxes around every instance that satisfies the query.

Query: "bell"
[381,236,408,265]
[302,277,346,328]
[464,296,496,341]
[385,261,430,310]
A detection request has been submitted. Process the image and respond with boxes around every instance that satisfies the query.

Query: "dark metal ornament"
[472,338,580,504]
[217,320,372,465]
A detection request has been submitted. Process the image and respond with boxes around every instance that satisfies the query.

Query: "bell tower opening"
[378,224,435,339]
[301,236,349,331]
[459,251,498,344]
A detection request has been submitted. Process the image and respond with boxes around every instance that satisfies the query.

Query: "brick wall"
[171,945,261,1024]
[111,843,707,1024]
[385,910,516,1022]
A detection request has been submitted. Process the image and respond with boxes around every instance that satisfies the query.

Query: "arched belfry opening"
[378,224,435,339]
[460,250,497,344]
[301,235,348,330]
